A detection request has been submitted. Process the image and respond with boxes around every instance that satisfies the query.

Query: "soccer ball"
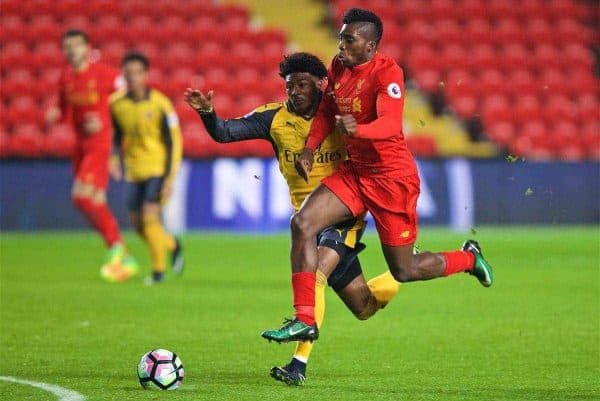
[137,349,184,390]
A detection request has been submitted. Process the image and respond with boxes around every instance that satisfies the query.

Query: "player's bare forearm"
[295,147,314,183]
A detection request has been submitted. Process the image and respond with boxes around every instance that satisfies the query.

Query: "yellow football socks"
[293,270,326,362]
[367,270,400,308]
[142,214,176,273]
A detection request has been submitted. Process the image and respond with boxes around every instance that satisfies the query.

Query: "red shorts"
[72,147,111,189]
[322,162,420,246]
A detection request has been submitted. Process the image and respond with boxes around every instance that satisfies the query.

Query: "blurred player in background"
[184,52,400,385]
[110,52,184,285]
[263,8,494,342]
[45,29,137,282]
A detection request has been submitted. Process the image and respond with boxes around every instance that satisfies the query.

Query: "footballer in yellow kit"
[184,52,400,386]
[110,52,183,285]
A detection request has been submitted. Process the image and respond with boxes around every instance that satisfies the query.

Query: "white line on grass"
[0,376,86,401]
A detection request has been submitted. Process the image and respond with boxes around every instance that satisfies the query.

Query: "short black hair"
[342,8,383,44]
[279,52,327,80]
[122,51,150,70]
[63,29,89,43]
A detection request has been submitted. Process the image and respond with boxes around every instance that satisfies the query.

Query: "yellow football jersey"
[257,102,347,211]
[110,89,182,182]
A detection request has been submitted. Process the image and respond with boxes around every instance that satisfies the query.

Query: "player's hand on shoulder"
[184,88,214,112]
[295,147,314,183]
[335,114,357,137]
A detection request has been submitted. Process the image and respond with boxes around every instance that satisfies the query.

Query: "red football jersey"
[306,52,417,178]
[59,62,120,148]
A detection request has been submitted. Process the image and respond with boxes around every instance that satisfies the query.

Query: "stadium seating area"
[0,0,287,158]
[330,0,599,160]
[1,0,598,160]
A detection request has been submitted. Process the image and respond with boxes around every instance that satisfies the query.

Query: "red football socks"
[73,197,122,247]
[292,272,316,325]
[442,251,475,276]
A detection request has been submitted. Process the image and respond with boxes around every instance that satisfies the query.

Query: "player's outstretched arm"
[184,87,274,144]
[184,88,214,112]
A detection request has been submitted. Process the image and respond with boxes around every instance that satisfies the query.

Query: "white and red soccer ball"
[137,349,184,390]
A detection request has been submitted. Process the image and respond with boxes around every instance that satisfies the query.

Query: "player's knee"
[290,211,316,238]
[354,309,372,320]
[390,266,413,283]
[72,196,89,211]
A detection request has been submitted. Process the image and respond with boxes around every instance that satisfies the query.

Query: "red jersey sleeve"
[305,63,338,151]
[354,63,404,140]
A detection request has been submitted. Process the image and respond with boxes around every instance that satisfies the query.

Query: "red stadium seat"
[91,16,124,41]
[433,19,463,47]
[5,97,39,126]
[481,94,511,124]
[452,95,478,119]
[494,18,525,44]
[405,135,439,158]
[562,43,595,70]
[469,43,497,70]
[544,95,578,123]
[497,43,529,71]
[526,18,553,44]
[444,69,478,100]
[507,69,537,97]
[514,95,541,122]
[9,123,45,158]
[577,94,600,123]
[44,123,76,158]
[464,18,492,44]
[486,121,515,146]
[99,41,127,65]
[413,69,442,93]
[479,69,505,95]
[0,42,29,68]
[0,125,11,158]
[439,44,468,70]
[165,43,195,67]
[31,42,63,68]
[531,44,562,71]
[2,69,35,97]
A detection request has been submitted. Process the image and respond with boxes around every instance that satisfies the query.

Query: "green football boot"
[462,240,494,287]
[261,318,319,343]
[104,243,126,266]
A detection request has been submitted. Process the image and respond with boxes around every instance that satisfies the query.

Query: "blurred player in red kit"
[262,8,494,342]
[46,29,137,281]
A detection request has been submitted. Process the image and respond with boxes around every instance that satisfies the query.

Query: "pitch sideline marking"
[0,376,86,401]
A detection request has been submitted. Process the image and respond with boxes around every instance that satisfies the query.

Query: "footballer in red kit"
[46,29,138,282]
[262,8,495,343]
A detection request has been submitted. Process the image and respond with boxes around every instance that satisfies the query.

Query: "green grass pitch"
[1,227,598,401]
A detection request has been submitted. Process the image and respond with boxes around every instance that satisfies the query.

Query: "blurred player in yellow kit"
[184,52,400,385]
[110,52,184,285]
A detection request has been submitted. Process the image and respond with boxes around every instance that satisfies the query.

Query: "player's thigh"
[362,174,420,247]
[72,149,111,200]
[293,184,355,236]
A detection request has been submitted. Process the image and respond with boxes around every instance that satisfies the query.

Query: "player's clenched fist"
[184,88,214,112]
[335,114,357,137]
[295,147,314,183]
